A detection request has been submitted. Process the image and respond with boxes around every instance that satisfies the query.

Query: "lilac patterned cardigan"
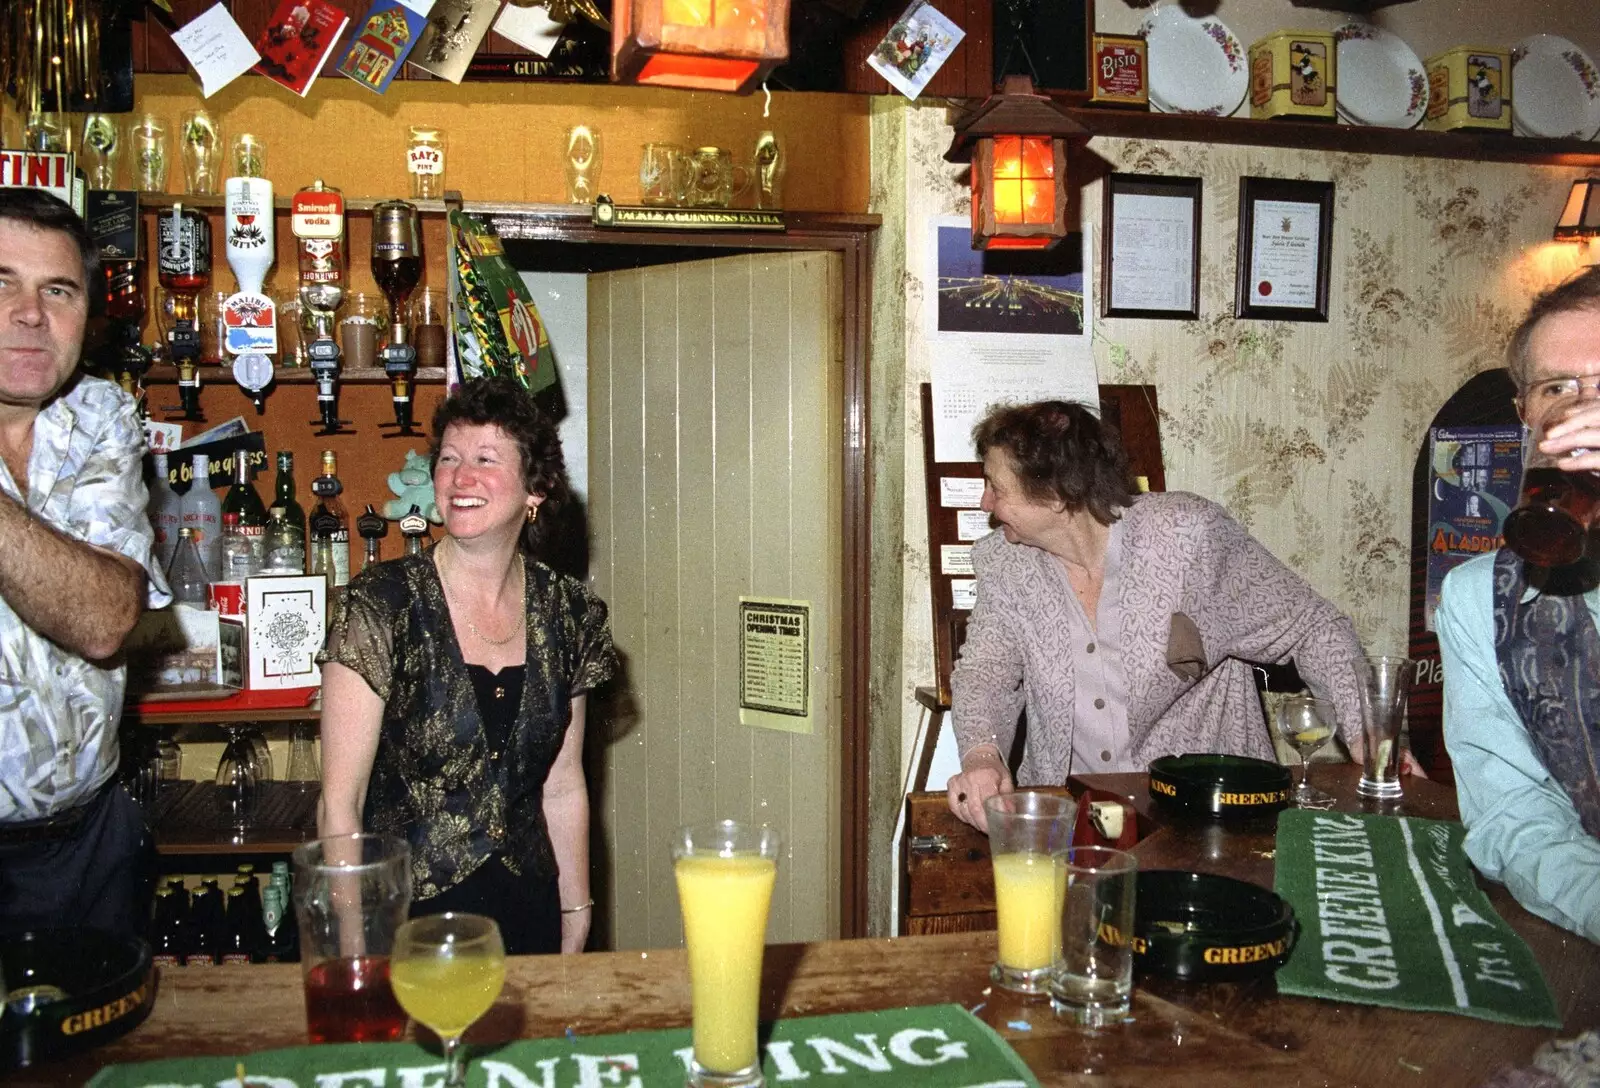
[951,491,1367,786]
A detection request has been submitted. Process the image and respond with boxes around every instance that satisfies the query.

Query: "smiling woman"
[316,376,618,956]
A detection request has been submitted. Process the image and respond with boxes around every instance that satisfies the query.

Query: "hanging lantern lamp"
[945,76,1090,250]
[611,0,790,94]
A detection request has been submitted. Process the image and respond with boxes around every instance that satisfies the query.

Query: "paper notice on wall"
[927,217,1099,462]
[739,597,812,733]
[956,510,992,541]
[172,3,260,97]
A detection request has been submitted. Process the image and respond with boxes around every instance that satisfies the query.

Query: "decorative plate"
[1334,21,1428,129]
[1140,4,1248,117]
[1512,34,1600,139]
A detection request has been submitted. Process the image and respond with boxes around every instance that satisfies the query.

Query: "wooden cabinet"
[900,783,1151,936]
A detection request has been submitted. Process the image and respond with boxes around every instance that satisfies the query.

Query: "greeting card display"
[253,0,350,97]
[335,0,431,94]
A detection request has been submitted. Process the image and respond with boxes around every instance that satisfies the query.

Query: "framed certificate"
[1234,176,1333,322]
[1102,173,1201,319]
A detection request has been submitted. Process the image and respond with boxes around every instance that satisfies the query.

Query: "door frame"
[471,204,881,938]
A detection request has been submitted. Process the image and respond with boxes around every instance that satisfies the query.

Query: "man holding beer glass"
[1437,267,1600,943]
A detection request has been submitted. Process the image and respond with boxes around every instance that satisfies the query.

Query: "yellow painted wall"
[133,75,871,211]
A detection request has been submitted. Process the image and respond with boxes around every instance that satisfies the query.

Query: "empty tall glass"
[674,821,780,1088]
[1358,656,1414,799]
[1049,847,1137,1025]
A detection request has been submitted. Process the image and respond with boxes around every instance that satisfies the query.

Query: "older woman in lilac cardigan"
[947,400,1380,831]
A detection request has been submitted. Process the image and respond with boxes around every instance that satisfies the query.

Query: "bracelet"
[560,899,594,914]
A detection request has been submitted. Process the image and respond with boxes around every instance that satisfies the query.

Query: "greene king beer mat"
[88,1003,1040,1088]
[1273,809,1559,1026]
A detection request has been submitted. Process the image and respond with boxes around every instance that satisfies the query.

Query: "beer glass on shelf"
[674,820,780,1088]
[564,125,602,204]
[291,834,412,1044]
[411,289,448,371]
[407,126,445,200]
[215,724,261,834]
[180,108,222,195]
[82,114,121,188]
[390,913,506,1088]
[131,113,168,193]
[1274,693,1336,808]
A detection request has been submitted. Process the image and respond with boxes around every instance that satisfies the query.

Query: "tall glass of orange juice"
[674,820,781,1088]
[984,791,1075,993]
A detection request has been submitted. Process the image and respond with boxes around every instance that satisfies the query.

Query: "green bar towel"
[88,1001,1040,1088]
[1274,808,1560,1027]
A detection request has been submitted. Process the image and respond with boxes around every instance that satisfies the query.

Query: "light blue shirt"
[1436,552,1600,942]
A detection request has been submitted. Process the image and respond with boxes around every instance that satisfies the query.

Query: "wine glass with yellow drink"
[674,821,781,1088]
[983,791,1075,993]
[389,913,506,1088]
[1275,693,1337,809]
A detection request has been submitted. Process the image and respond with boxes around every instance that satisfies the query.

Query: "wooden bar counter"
[19,766,1600,1087]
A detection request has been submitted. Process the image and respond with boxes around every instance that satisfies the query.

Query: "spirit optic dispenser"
[100,247,151,411]
[370,200,423,436]
[156,204,211,421]
[292,180,352,435]
[223,175,277,413]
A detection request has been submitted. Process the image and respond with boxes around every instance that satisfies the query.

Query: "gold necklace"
[439,540,525,647]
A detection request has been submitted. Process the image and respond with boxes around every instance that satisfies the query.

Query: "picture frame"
[1102,173,1202,320]
[1234,176,1334,322]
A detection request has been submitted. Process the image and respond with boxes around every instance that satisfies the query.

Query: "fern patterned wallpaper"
[868,100,1594,783]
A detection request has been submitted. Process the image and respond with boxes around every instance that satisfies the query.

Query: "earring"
[526,505,538,524]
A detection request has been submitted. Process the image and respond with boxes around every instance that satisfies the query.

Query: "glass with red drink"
[291,834,412,1044]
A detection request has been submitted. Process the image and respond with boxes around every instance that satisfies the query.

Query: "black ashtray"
[1147,753,1291,820]
[1,929,156,1069]
[1134,869,1298,982]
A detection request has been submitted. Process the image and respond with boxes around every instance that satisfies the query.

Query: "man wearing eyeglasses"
[1435,266,1600,943]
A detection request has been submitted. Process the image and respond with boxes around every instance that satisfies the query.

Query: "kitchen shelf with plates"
[1062,3,1600,167]
[1512,34,1600,141]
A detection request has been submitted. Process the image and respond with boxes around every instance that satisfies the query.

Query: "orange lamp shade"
[970,134,1069,250]
[613,0,790,93]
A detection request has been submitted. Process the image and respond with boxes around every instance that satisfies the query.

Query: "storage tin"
[1424,46,1512,131]
[1249,30,1336,120]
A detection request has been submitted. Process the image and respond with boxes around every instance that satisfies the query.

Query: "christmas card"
[252,0,350,97]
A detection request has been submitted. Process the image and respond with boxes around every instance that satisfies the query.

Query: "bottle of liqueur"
[273,451,308,561]
[309,450,350,587]
[222,451,269,562]
[148,452,183,572]
[180,453,223,577]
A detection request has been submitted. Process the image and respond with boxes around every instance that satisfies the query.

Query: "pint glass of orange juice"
[984,791,1075,993]
[674,821,781,1088]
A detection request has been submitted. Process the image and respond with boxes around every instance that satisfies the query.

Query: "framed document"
[1102,173,1201,319]
[1234,176,1333,322]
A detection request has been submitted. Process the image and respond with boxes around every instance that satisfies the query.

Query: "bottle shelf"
[139,365,448,386]
[137,192,462,213]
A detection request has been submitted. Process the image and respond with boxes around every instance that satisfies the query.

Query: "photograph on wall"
[926,217,1097,461]
[935,224,1086,336]
[866,0,966,101]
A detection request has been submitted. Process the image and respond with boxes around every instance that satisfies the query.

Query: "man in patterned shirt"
[0,189,169,939]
